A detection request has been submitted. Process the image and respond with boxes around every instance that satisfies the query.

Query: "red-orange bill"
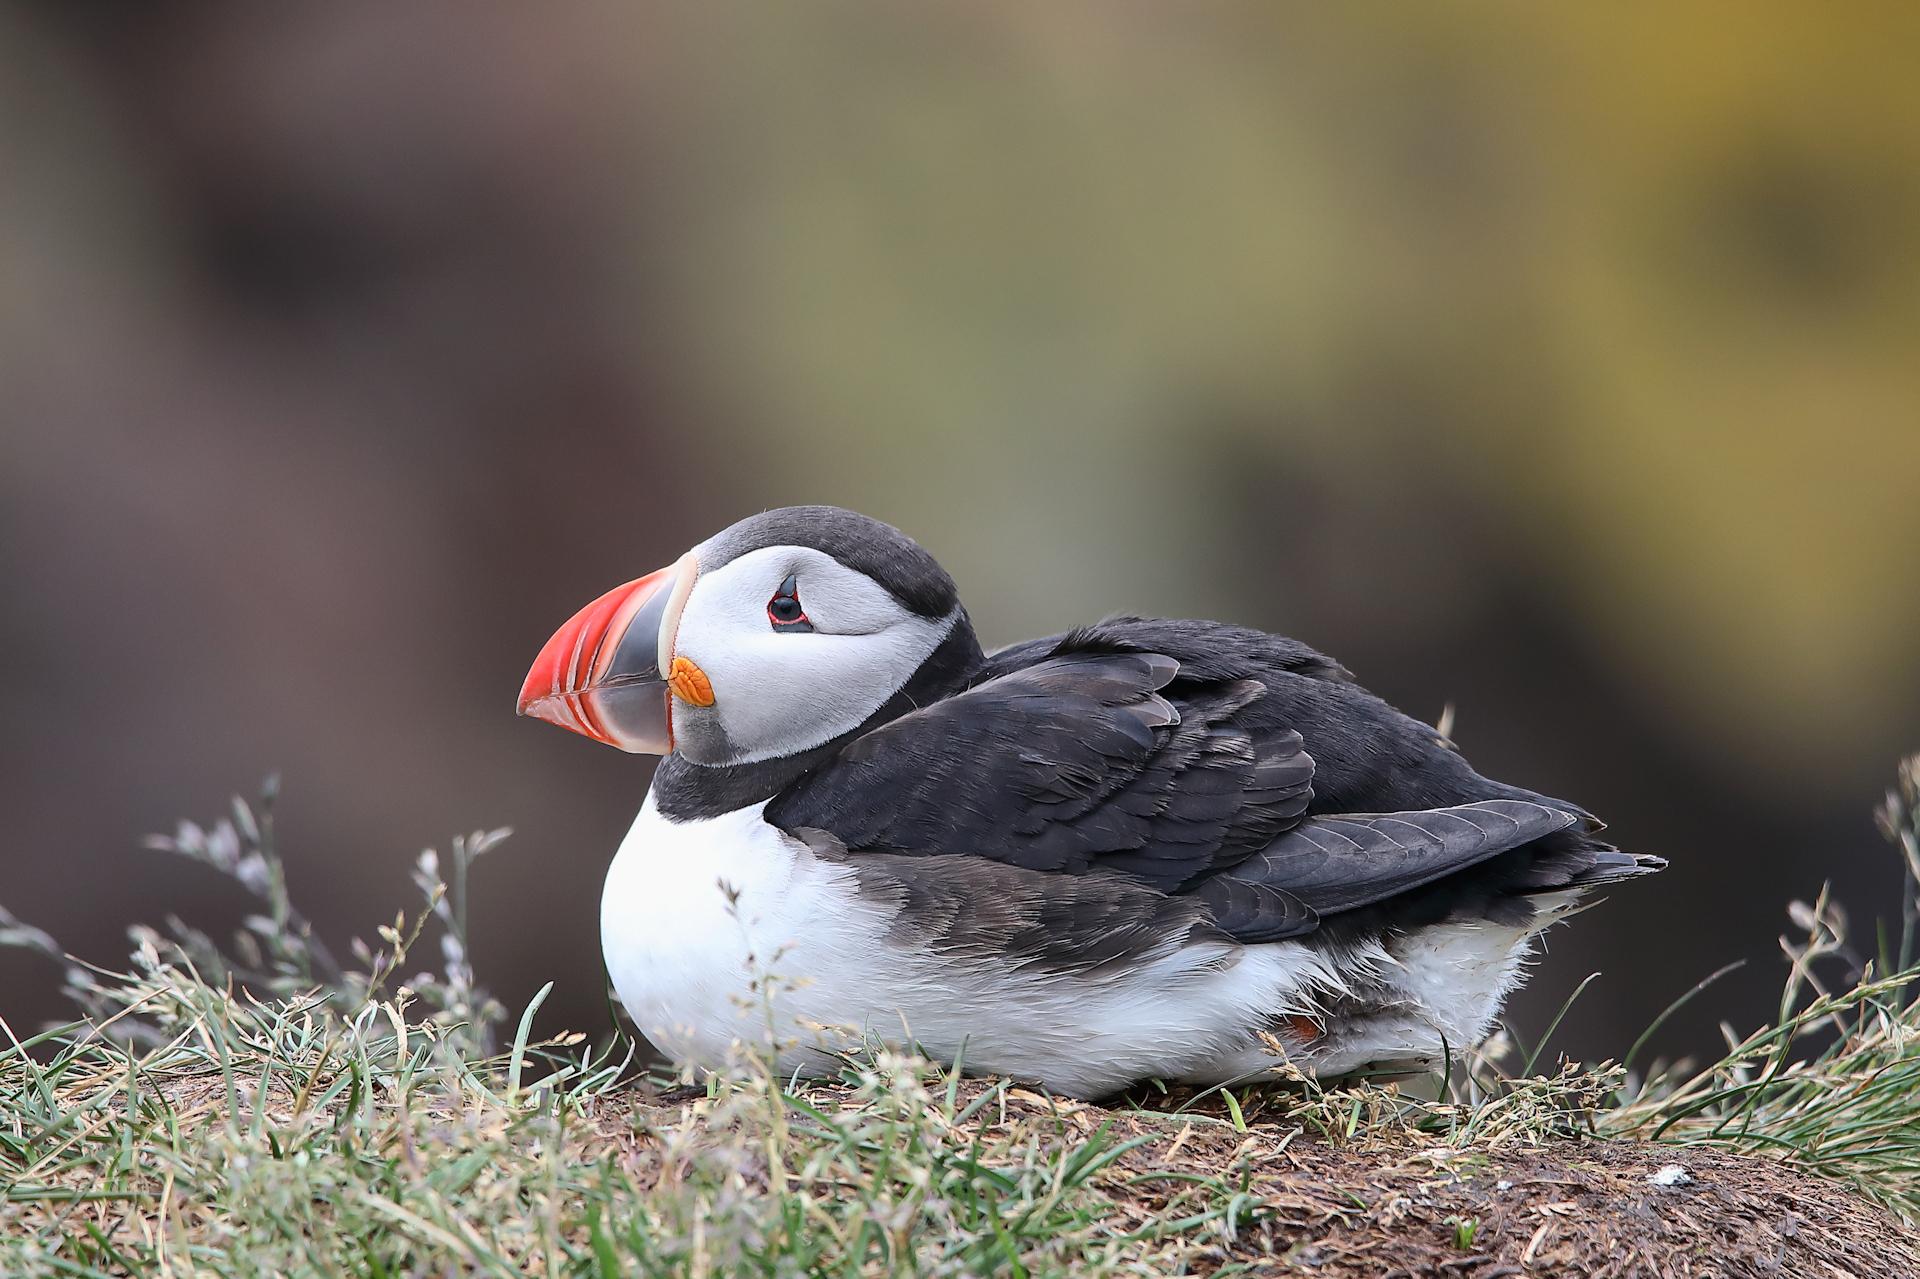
[517,564,679,753]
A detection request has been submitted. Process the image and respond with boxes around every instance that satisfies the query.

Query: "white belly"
[600,792,1547,1096]
[600,794,900,1073]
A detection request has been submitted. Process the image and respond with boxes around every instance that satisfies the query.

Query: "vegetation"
[3,761,1918,1276]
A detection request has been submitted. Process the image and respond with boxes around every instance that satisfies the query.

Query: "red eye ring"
[768,574,812,632]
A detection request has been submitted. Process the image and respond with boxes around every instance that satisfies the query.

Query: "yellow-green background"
[2,4,1914,1059]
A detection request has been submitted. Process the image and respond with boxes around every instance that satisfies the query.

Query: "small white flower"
[205,821,242,871]
[1647,1163,1692,1188]
[235,854,272,895]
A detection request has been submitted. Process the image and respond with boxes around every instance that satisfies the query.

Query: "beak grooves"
[517,551,700,755]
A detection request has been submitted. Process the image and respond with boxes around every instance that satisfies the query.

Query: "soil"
[629,1078,1920,1277]
[1089,1104,1920,1277]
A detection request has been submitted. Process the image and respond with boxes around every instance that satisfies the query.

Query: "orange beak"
[516,553,699,753]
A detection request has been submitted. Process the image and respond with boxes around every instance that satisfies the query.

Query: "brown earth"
[1079,1107,1919,1277]
[613,1078,1920,1277]
[121,1072,1920,1277]
[1190,1136,1912,1277]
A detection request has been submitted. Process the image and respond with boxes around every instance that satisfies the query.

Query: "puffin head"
[518,506,970,766]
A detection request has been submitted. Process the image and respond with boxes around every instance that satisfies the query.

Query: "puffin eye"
[767,574,812,632]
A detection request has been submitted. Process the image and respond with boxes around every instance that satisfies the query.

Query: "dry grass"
[3,758,1918,1276]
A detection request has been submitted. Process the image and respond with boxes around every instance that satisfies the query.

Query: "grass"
[2,758,1918,1276]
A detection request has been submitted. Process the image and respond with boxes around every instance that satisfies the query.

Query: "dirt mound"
[914,1083,1920,1278]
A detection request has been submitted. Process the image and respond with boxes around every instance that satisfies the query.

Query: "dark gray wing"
[766,650,1315,893]
[771,627,1649,946]
[1192,800,1581,941]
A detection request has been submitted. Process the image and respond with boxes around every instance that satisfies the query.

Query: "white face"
[666,544,957,766]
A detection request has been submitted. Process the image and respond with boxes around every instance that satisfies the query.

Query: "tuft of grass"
[0,976,1249,1274]
[0,786,1254,1276]
[1597,755,1920,1222]
[2,759,1918,1275]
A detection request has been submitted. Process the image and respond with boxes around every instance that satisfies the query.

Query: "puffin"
[518,506,1662,1098]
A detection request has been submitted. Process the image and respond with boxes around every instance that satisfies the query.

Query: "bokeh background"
[4,4,1917,1066]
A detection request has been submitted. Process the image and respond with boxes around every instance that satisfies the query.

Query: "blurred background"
[3,3,1916,1066]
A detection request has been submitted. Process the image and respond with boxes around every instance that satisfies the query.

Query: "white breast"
[600,793,888,1070]
[601,792,1553,1096]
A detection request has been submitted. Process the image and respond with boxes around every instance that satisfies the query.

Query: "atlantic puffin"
[518,506,1662,1098]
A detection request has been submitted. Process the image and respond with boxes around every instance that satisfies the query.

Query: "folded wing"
[767,635,1630,945]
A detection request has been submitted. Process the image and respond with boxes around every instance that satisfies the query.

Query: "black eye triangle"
[768,574,812,632]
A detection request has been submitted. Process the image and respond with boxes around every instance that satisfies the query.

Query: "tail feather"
[1566,848,1667,887]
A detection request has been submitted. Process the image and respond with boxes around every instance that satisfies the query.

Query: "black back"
[766,616,1662,948]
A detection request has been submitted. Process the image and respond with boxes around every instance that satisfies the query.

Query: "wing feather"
[1211,799,1581,916]
[766,651,1312,890]
[768,618,1644,945]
